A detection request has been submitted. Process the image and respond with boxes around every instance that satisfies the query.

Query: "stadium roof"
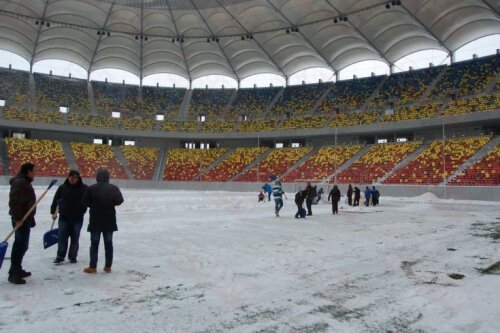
[0,0,499,81]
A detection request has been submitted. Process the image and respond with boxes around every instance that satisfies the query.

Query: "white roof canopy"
[0,0,498,81]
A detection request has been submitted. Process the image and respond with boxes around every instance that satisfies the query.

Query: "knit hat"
[68,170,80,177]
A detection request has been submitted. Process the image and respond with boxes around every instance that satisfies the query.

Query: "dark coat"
[347,185,353,198]
[328,187,341,202]
[305,185,315,200]
[295,190,306,205]
[82,169,124,232]
[50,177,88,218]
[9,174,36,227]
[354,187,361,200]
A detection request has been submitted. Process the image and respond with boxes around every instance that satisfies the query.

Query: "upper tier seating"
[328,110,380,127]
[67,113,115,128]
[448,144,500,186]
[164,148,228,181]
[0,67,29,106]
[71,142,128,179]
[189,88,234,119]
[279,116,329,131]
[369,67,442,108]
[119,117,155,131]
[237,119,279,132]
[6,138,69,176]
[441,94,500,116]
[120,145,159,180]
[428,55,498,99]
[199,120,237,133]
[202,147,268,182]
[272,83,331,116]
[336,142,422,184]
[140,85,185,118]
[235,147,312,182]
[319,76,383,113]
[228,87,280,119]
[2,107,64,125]
[282,145,363,182]
[380,103,441,122]
[34,73,90,112]
[384,137,491,185]
[92,81,139,117]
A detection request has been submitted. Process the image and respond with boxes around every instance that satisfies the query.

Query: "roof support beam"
[399,3,452,54]
[188,0,240,82]
[213,0,288,79]
[88,1,116,80]
[265,0,338,75]
[325,0,392,68]
[140,4,144,85]
[479,0,500,17]
[165,1,192,85]
[29,0,50,73]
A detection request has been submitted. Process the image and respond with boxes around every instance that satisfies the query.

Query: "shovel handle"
[50,206,58,230]
[3,179,57,243]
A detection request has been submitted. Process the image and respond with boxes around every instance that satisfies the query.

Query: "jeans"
[57,216,83,260]
[9,217,31,275]
[274,198,283,213]
[89,231,114,268]
[306,198,313,215]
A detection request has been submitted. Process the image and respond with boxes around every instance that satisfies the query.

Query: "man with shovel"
[8,162,36,284]
[50,170,88,264]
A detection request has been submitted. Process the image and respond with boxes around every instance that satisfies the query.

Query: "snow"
[0,186,499,333]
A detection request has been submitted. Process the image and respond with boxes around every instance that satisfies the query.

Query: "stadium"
[0,0,499,332]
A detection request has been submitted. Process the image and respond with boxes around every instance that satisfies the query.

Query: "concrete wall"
[1,176,497,201]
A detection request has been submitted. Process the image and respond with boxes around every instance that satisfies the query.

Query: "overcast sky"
[0,35,498,89]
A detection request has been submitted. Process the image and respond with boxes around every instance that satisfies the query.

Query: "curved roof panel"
[0,0,498,80]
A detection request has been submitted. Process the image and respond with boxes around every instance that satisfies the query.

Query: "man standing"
[304,182,315,216]
[82,168,124,274]
[353,186,361,207]
[328,185,342,214]
[347,184,353,206]
[8,162,36,284]
[272,178,284,217]
[51,170,88,264]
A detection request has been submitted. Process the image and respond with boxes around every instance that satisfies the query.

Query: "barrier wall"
[0,176,498,201]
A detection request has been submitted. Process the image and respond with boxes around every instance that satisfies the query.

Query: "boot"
[103,266,111,273]
[83,267,97,274]
[20,269,31,278]
[8,274,26,285]
[53,257,64,264]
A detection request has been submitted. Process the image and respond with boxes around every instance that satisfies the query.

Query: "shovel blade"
[0,241,8,270]
[43,229,58,249]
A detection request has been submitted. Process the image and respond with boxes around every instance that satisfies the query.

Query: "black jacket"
[347,185,353,197]
[328,187,341,202]
[50,177,88,218]
[354,187,361,200]
[295,190,306,205]
[83,169,124,232]
[9,174,36,227]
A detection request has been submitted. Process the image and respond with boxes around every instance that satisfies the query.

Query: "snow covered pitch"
[0,187,499,332]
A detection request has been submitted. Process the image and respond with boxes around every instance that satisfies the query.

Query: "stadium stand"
[336,141,423,184]
[120,145,159,180]
[234,147,312,182]
[384,136,491,184]
[140,85,185,118]
[0,67,29,106]
[34,73,90,112]
[5,137,69,176]
[228,87,280,119]
[71,142,128,179]
[279,115,329,130]
[272,83,331,116]
[164,148,228,181]
[449,144,500,186]
[92,81,139,117]
[237,119,279,132]
[202,147,268,182]
[282,145,363,182]
[189,88,234,119]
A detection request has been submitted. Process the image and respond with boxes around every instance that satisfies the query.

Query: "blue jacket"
[364,187,371,199]
[263,183,272,193]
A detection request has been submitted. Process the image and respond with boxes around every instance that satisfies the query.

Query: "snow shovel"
[0,179,57,270]
[43,206,59,249]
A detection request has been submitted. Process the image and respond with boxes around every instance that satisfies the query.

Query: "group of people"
[259,179,381,218]
[7,162,124,285]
